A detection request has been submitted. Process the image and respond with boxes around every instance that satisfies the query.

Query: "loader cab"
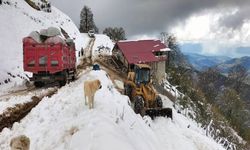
[134,64,151,85]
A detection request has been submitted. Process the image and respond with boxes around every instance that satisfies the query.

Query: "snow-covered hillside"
[0,0,84,93]
[92,34,114,58]
[80,33,114,60]
[0,69,225,150]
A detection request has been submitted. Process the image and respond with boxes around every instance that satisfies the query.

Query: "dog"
[10,135,30,150]
[84,79,102,109]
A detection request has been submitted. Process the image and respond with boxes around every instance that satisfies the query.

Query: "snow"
[0,87,56,113]
[0,0,85,94]
[160,48,172,52]
[0,1,227,150]
[92,34,114,59]
[161,79,184,98]
[0,69,225,150]
[114,79,124,90]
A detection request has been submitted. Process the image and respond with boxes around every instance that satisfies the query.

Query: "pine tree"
[79,5,98,33]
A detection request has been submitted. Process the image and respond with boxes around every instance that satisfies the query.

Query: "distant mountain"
[169,46,193,69]
[216,56,250,74]
[184,53,231,71]
[215,56,250,84]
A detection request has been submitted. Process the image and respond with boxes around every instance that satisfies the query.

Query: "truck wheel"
[59,71,68,86]
[72,71,77,81]
[59,80,66,87]
[124,84,132,100]
[34,81,44,87]
[134,96,144,115]
[156,96,163,108]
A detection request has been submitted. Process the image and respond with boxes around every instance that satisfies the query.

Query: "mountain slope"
[0,0,84,93]
[216,56,250,73]
[184,53,231,71]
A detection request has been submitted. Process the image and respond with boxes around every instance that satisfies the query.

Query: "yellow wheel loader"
[124,64,172,119]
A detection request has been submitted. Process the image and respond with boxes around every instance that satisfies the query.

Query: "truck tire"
[134,96,144,115]
[156,95,163,108]
[59,71,68,86]
[71,71,77,81]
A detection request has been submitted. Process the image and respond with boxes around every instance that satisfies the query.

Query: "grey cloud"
[50,0,250,38]
[219,6,250,30]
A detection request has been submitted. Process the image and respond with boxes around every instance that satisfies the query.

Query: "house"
[113,40,171,82]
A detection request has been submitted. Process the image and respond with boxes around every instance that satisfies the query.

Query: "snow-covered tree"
[79,5,98,33]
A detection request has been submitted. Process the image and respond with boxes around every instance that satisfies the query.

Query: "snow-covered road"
[0,68,225,150]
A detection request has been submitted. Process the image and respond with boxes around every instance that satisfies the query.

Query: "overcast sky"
[50,0,250,57]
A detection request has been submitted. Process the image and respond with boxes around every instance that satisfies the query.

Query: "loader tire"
[124,84,132,100]
[156,96,163,108]
[134,96,144,115]
[34,81,44,88]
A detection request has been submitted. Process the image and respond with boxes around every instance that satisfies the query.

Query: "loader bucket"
[145,108,172,120]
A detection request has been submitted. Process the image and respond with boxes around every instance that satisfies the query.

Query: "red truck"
[23,29,77,87]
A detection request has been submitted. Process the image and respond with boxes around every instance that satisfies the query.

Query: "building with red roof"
[113,40,171,81]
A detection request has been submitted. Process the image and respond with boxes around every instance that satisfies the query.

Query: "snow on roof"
[160,47,172,52]
[116,40,168,64]
[29,31,42,43]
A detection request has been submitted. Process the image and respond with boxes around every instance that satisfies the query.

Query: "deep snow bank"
[0,0,84,93]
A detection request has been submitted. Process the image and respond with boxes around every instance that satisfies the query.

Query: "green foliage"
[216,88,250,141]
[228,65,248,92]
[166,65,248,148]
[198,68,222,102]
[103,27,126,42]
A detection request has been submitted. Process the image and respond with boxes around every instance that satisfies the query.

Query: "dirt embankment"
[0,88,57,132]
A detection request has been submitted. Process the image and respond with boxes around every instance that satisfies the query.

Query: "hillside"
[216,56,250,74]
[216,56,250,84]
[0,0,84,94]
[184,53,231,71]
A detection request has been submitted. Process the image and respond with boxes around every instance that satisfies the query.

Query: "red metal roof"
[116,40,167,64]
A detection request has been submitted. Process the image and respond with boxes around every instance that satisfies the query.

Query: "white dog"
[84,79,102,109]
